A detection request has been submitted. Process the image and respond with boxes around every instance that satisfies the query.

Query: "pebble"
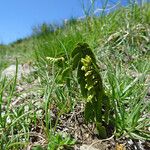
[1,63,35,80]
[80,144,99,150]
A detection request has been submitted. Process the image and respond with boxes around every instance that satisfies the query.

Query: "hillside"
[0,4,150,150]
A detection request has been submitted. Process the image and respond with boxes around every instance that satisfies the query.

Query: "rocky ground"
[1,64,150,150]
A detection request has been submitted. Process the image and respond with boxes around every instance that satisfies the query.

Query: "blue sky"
[0,0,144,44]
[0,0,82,44]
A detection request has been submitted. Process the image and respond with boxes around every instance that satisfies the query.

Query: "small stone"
[1,63,35,80]
[128,139,133,145]
[85,133,89,138]
[80,144,98,150]
[16,86,24,92]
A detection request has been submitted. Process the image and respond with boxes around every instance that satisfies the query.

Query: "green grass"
[0,37,35,74]
[0,2,150,150]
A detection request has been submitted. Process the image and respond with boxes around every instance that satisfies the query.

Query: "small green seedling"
[72,43,113,138]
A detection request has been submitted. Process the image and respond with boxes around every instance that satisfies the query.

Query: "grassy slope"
[0,4,150,150]
[0,4,149,69]
[0,37,34,73]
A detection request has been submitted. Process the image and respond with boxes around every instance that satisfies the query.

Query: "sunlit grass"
[0,2,150,149]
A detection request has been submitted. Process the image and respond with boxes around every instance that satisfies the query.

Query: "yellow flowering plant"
[72,43,114,138]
